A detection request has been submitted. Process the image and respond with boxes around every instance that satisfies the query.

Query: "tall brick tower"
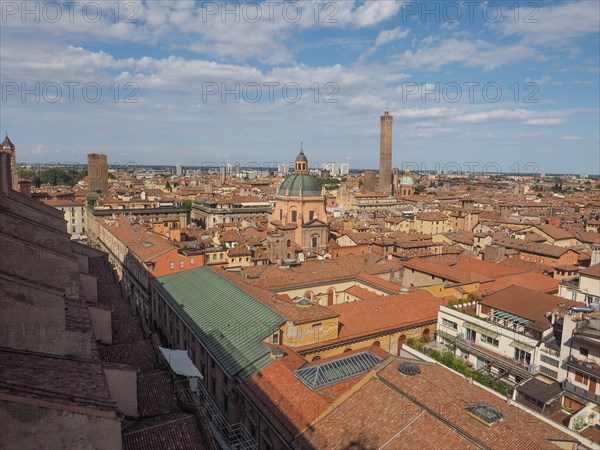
[87,153,108,195]
[378,110,393,194]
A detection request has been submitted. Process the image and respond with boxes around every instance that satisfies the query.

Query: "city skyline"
[1,1,599,173]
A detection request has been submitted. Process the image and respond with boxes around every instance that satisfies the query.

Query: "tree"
[165,180,172,191]
[414,184,426,194]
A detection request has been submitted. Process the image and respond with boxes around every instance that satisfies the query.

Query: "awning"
[159,347,204,379]
[516,377,562,404]
[510,340,535,352]
[463,322,500,339]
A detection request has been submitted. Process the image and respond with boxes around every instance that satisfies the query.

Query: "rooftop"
[152,267,285,379]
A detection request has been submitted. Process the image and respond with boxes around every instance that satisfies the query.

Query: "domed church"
[272,147,328,252]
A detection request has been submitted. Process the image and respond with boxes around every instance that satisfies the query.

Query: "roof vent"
[295,297,313,308]
[269,347,285,359]
[398,362,421,376]
[558,302,565,308]
[399,287,410,294]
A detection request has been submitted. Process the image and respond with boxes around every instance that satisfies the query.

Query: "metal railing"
[562,380,600,405]
[187,382,258,450]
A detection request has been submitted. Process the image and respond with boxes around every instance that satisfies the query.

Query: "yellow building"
[272,148,328,251]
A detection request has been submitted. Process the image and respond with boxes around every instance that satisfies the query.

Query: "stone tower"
[378,111,393,194]
[87,153,108,195]
[1,133,18,189]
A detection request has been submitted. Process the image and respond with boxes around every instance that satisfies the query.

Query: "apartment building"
[437,285,580,384]
[43,198,87,239]
[559,263,600,307]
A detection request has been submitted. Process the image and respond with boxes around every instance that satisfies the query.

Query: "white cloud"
[499,1,600,47]
[396,38,537,71]
[375,26,409,46]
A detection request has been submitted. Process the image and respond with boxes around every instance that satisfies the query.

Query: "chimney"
[18,179,31,197]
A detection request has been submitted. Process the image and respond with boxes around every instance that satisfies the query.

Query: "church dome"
[295,149,308,163]
[277,173,322,197]
[400,175,414,185]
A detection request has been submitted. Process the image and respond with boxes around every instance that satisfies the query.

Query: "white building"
[559,263,600,307]
[340,163,350,175]
[43,199,88,240]
[437,285,579,384]
[277,163,290,175]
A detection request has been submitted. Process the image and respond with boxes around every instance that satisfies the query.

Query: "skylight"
[466,403,503,425]
[295,351,382,389]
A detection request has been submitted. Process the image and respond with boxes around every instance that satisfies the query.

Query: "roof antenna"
[300,141,303,152]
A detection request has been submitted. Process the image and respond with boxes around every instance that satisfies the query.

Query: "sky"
[1,0,599,174]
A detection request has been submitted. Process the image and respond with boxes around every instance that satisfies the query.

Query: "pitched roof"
[480,285,580,332]
[293,359,576,450]
[328,291,444,342]
[122,412,212,450]
[152,267,285,379]
[579,263,600,279]
[0,348,116,413]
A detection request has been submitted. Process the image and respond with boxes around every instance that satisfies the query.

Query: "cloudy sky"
[1,0,599,173]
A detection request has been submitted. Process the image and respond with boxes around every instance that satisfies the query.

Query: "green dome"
[400,175,414,185]
[278,173,322,196]
[295,150,308,162]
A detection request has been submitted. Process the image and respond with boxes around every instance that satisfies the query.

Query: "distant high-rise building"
[323,163,339,176]
[87,153,108,194]
[1,133,18,189]
[277,163,290,175]
[378,110,393,194]
[340,163,350,176]
[176,164,183,176]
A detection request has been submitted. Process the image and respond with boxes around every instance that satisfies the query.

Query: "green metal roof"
[152,267,285,380]
[277,173,322,196]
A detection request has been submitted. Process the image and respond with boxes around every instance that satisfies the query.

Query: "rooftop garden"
[406,337,511,397]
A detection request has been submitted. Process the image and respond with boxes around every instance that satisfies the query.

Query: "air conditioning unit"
[527,364,537,374]
[456,333,464,341]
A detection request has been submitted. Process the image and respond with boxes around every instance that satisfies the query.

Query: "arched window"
[327,288,335,306]
[286,239,291,248]
[311,355,321,362]
[373,341,381,347]
[304,291,312,299]
[311,234,319,249]
[398,334,407,352]
[344,347,352,353]
[422,328,430,340]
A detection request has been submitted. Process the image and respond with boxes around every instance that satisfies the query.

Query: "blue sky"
[1,0,598,174]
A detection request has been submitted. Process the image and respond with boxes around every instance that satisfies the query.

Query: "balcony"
[562,380,600,405]
[438,331,534,379]
[562,355,600,378]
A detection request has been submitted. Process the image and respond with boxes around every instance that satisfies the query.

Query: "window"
[540,354,559,367]
[291,210,297,222]
[539,366,558,379]
[311,322,322,329]
[580,347,589,358]
[442,318,458,330]
[514,348,531,365]
[190,257,195,265]
[480,334,499,347]
[169,262,175,270]
[271,332,279,344]
[312,234,319,248]
[575,371,590,385]
[309,211,315,220]
[179,261,184,269]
